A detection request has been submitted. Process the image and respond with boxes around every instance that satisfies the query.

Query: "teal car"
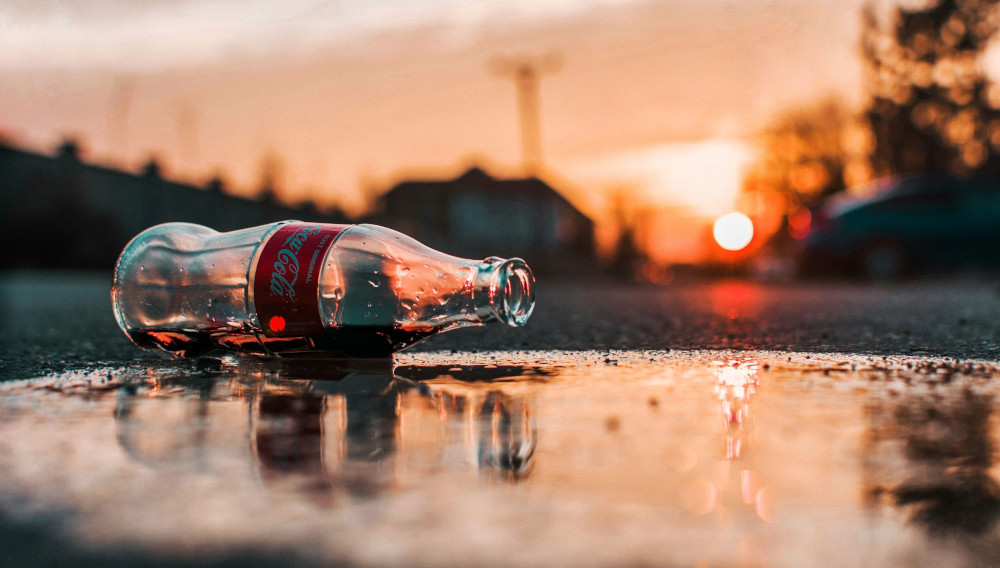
[799,175,1000,279]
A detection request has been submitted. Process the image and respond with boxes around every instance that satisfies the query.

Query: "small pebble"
[605,415,621,432]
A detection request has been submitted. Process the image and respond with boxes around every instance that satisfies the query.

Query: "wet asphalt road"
[2,271,999,382]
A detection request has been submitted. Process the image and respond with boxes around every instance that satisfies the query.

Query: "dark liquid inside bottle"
[128,325,440,359]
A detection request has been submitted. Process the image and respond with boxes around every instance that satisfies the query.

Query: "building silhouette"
[1,142,597,274]
[0,140,346,269]
[366,166,596,274]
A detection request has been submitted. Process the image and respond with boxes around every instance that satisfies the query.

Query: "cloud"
[1,0,193,22]
[0,0,657,71]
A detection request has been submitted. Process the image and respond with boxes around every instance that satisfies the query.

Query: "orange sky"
[1,0,870,258]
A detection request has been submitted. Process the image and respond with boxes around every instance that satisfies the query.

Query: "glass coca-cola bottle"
[111,222,535,358]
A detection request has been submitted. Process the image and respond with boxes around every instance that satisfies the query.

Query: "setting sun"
[713,212,754,251]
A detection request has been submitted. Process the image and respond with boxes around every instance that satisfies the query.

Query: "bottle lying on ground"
[112,222,535,358]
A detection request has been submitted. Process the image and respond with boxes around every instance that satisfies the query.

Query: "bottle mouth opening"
[491,258,535,327]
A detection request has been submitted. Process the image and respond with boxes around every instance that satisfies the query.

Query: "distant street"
[434,276,1000,360]
[3,272,1000,382]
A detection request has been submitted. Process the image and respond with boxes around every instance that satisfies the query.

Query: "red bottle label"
[253,222,347,337]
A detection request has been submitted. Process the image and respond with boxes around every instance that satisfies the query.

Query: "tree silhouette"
[738,98,872,253]
[257,150,287,203]
[743,98,864,210]
[862,0,1000,178]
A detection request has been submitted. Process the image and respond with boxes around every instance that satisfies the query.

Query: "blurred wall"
[0,141,346,269]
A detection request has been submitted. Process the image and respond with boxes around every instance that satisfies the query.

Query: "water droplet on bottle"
[399,266,410,276]
[139,265,145,271]
[368,279,380,288]
[179,267,184,273]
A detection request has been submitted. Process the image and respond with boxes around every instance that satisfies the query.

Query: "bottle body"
[112,221,534,358]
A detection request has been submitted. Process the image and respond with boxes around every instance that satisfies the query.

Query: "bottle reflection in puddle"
[250,362,540,496]
[475,391,536,481]
[115,379,218,471]
[399,365,540,482]
[251,388,333,496]
[246,359,404,500]
[114,358,540,503]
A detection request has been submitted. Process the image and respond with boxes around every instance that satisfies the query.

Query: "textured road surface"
[2,271,999,382]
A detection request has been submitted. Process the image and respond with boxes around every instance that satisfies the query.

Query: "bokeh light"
[713,212,754,251]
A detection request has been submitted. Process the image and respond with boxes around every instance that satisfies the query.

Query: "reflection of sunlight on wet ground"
[2,350,1000,567]
[714,358,770,528]
[709,280,765,320]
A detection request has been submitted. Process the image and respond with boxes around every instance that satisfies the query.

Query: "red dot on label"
[269,315,286,333]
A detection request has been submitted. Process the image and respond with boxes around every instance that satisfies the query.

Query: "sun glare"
[566,139,755,218]
[713,212,754,251]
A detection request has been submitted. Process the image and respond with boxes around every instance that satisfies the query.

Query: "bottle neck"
[471,257,535,327]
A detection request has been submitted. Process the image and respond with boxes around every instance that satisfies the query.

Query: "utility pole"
[491,54,561,177]
[176,101,199,169]
[107,76,135,163]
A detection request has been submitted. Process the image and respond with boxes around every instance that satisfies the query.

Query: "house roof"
[380,166,591,223]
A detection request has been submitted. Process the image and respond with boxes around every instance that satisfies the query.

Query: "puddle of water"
[1,350,1000,567]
